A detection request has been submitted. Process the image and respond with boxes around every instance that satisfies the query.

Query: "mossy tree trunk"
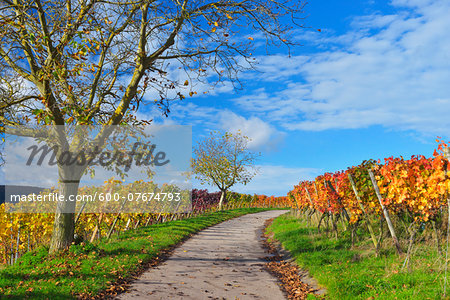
[49,179,80,253]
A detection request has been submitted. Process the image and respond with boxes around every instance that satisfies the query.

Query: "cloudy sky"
[138,0,450,196]
[1,0,447,198]
[6,0,443,196]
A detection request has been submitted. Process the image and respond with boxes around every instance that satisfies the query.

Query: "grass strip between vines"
[267,213,445,300]
[0,208,272,299]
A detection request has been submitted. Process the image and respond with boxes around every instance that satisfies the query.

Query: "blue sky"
[144,0,450,196]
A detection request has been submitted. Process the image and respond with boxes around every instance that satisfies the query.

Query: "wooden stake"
[107,197,128,239]
[443,147,450,296]
[305,187,320,223]
[326,180,350,223]
[90,213,103,243]
[348,173,378,248]
[368,169,402,255]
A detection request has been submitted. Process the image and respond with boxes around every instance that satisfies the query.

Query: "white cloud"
[244,54,310,82]
[138,103,285,152]
[4,137,58,187]
[192,164,320,196]
[229,164,320,196]
[233,0,450,137]
[218,111,285,151]
[137,102,219,128]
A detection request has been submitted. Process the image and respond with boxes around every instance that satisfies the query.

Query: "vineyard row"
[0,182,287,265]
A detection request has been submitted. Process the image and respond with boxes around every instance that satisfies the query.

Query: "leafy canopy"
[192,131,259,192]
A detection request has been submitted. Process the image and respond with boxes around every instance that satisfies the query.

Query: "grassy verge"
[267,213,445,300]
[0,208,270,299]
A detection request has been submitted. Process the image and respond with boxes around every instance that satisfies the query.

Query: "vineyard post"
[305,209,311,226]
[432,221,443,256]
[170,200,185,221]
[238,199,244,209]
[14,225,20,264]
[89,213,104,243]
[314,182,329,232]
[326,180,350,223]
[134,215,142,229]
[334,177,348,231]
[402,221,418,272]
[313,182,321,225]
[443,147,450,297]
[169,199,184,221]
[144,213,154,227]
[368,169,403,255]
[143,213,153,227]
[324,181,335,236]
[348,173,378,248]
[305,187,320,224]
[89,184,113,243]
[144,186,162,226]
[9,220,13,265]
[107,213,122,239]
[107,197,130,238]
[292,194,301,217]
[313,182,319,198]
[155,194,172,224]
[74,201,88,226]
[124,218,132,231]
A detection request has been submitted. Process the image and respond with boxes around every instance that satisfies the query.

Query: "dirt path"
[117,210,288,300]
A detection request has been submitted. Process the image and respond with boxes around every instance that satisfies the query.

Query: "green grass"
[267,213,446,300]
[0,208,271,299]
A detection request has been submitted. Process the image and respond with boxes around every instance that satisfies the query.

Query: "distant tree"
[192,131,259,210]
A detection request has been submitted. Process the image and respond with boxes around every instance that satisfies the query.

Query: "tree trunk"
[49,180,80,253]
[218,190,227,211]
